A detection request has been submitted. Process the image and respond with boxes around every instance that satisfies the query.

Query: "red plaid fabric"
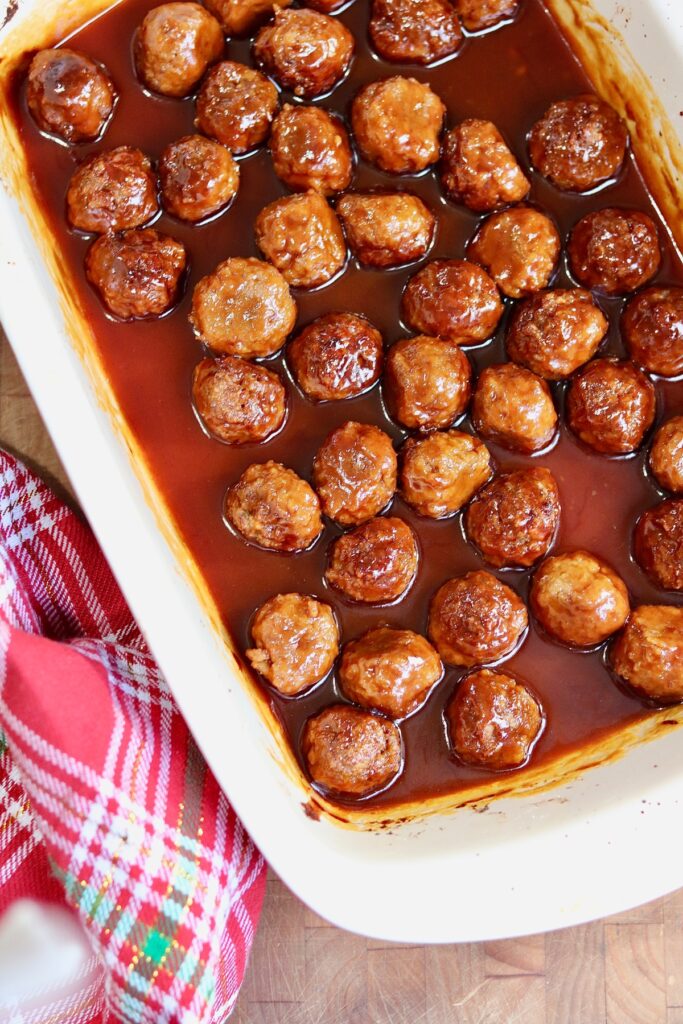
[0,451,266,1023]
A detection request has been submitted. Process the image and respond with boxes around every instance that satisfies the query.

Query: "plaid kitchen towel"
[0,450,266,1023]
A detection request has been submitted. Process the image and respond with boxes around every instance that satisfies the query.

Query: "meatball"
[455,0,520,31]
[634,499,683,592]
[339,626,443,718]
[287,312,383,401]
[471,363,558,454]
[302,705,402,797]
[66,146,158,234]
[506,288,608,380]
[159,135,239,222]
[325,517,418,603]
[134,3,223,98]
[384,335,471,431]
[467,206,560,299]
[192,355,286,444]
[567,208,661,295]
[611,605,683,704]
[269,105,353,195]
[190,257,296,358]
[254,191,346,289]
[465,467,561,568]
[650,417,683,494]
[27,48,116,144]
[246,593,338,696]
[336,192,435,269]
[530,550,629,647]
[446,669,543,770]
[622,287,683,379]
[566,358,656,455]
[253,8,354,99]
[196,61,279,154]
[203,0,291,36]
[400,430,492,518]
[528,94,628,193]
[225,461,322,551]
[369,0,462,65]
[313,422,397,526]
[439,119,530,213]
[428,571,528,666]
[351,77,445,175]
[85,229,187,320]
[401,259,503,345]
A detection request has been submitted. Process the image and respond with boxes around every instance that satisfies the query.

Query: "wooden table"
[2,329,682,1024]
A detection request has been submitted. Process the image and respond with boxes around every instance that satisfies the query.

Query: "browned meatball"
[134,3,224,98]
[225,461,322,551]
[506,288,608,380]
[634,500,683,592]
[351,77,445,174]
[302,705,402,797]
[288,313,383,401]
[339,626,442,718]
[622,287,683,379]
[369,0,462,65]
[401,259,503,345]
[336,192,435,269]
[467,207,560,299]
[254,191,347,289]
[85,229,187,320]
[566,358,656,455]
[611,605,683,703]
[325,517,418,603]
[455,0,520,31]
[203,0,290,36]
[246,593,338,696]
[269,105,353,195]
[439,119,529,213]
[192,355,286,444]
[472,363,557,454]
[465,468,560,568]
[159,135,239,222]
[313,422,397,526]
[190,257,297,358]
[253,8,354,99]
[66,147,158,234]
[531,550,629,647]
[650,418,683,494]
[27,48,116,144]
[528,95,628,193]
[428,571,528,666]
[195,61,278,154]
[400,430,492,518]
[384,335,471,431]
[567,208,661,295]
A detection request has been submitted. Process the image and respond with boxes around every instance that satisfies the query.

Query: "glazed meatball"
[253,8,354,99]
[472,363,557,454]
[203,0,290,36]
[192,355,286,444]
[302,705,402,797]
[566,358,656,455]
[351,77,445,175]
[506,288,608,380]
[325,517,419,603]
[400,430,492,518]
[196,61,279,154]
[439,119,530,213]
[66,146,158,234]
[225,461,322,551]
[339,626,443,718]
[85,229,186,320]
[447,669,542,770]
[384,335,471,431]
[313,422,397,526]
[336,192,435,269]
[634,499,683,592]
[528,94,628,193]
[246,593,338,696]
[134,3,223,98]
[567,208,661,295]
[611,605,683,703]
[455,0,520,31]
[465,467,560,568]
[467,207,560,299]
[369,0,462,65]
[159,135,239,222]
[190,257,296,358]
[254,191,346,289]
[401,259,503,345]
[288,312,383,401]
[531,550,629,647]
[622,287,683,379]
[27,48,116,144]
[269,105,353,195]
[650,418,683,494]
[428,571,528,666]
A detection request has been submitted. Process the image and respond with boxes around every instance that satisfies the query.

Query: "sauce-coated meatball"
[269,105,353,195]
[531,550,629,647]
[622,287,683,379]
[439,119,529,212]
[339,626,443,718]
[225,461,322,550]
[472,363,557,454]
[254,191,346,289]
[253,8,354,99]
[369,0,462,65]
[192,355,286,444]
[190,257,297,358]
[611,605,683,704]
[337,192,435,269]
[384,335,471,431]
[27,48,116,143]
[195,61,278,154]
[650,417,683,494]
[428,571,528,666]
[351,77,445,175]
[66,146,158,234]
[506,288,608,379]
[159,135,239,222]
[400,430,492,518]
[467,206,560,299]
[246,593,338,695]
[465,467,560,568]
[204,0,290,36]
[134,3,223,98]
[634,499,683,592]
[566,358,656,455]
[288,312,383,401]
[567,208,661,295]
[447,669,542,770]
[313,421,397,526]
[325,517,418,603]
[401,259,503,344]
[455,0,520,31]
[302,705,402,797]
[85,229,186,320]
